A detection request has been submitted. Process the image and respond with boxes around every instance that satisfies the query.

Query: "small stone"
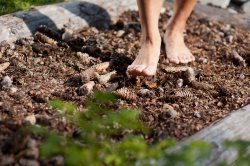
[25,148,39,159]
[158,87,164,93]
[116,30,125,37]
[49,155,64,165]
[166,109,178,119]
[10,87,18,93]
[26,139,37,148]
[1,76,12,86]
[239,73,245,79]
[24,114,36,125]
[78,81,95,96]
[198,57,208,64]
[137,88,153,97]
[148,115,154,121]
[194,111,201,118]
[226,35,234,43]
[19,159,39,166]
[217,102,223,107]
[163,103,174,110]
[176,79,184,88]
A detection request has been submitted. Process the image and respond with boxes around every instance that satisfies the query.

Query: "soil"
[0,9,250,165]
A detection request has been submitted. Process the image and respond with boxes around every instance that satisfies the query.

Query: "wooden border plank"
[172,104,250,165]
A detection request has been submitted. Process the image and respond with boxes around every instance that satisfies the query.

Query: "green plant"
[30,91,212,166]
[0,0,66,15]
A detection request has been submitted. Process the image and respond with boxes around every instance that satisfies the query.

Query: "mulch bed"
[0,9,249,165]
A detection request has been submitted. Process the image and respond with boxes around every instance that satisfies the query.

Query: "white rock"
[24,114,36,125]
[242,1,250,15]
[116,30,125,37]
[198,0,230,8]
[176,79,184,88]
[1,76,12,86]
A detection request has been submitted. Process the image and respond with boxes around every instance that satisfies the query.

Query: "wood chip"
[0,62,10,72]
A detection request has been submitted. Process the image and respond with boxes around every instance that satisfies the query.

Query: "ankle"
[141,33,161,45]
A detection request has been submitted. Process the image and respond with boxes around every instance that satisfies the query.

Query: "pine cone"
[174,89,194,98]
[115,87,136,100]
[34,32,57,46]
[164,66,189,73]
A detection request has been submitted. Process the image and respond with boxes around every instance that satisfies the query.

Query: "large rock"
[198,0,230,8]
[242,1,250,15]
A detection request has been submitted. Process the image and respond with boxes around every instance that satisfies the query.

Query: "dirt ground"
[0,9,249,165]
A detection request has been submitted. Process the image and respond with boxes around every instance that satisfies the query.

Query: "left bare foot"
[164,29,195,64]
[127,35,161,76]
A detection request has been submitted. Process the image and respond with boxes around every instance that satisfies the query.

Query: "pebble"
[166,109,178,119]
[137,88,152,97]
[9,87,18,93]
[226,35,234,43]
[24,147,39,159]
[27,139,37,148]
[24,114,36,125]
[1,76,12,86]
[163,104,178,118]
[116,30,125,37]
[194,111,201,118]
[19,159,39,166]
[49,155,64,165]
[176,79,184,88]
[198,57,208,64]
[163,103,174,110]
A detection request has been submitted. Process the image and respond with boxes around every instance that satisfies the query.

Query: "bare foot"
[127,36,161,76]
[164,29,195,64]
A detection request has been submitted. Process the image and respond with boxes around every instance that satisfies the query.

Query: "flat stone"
[24,114,36,125]
[242,1,250,15]
[198,0,230,8]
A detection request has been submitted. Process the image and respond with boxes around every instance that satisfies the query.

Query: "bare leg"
[127,0,163,76]
[164,0,196,64]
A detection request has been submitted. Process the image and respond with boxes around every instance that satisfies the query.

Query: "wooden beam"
[194,3,250,30]
[0,0,138,43]
[171,104,250,165]
[0,0,250,43]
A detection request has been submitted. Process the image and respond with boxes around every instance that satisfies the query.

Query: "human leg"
[127,0,163,76]
[164,0,197,64]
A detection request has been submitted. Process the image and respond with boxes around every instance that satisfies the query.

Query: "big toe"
[127,65,146,75]
[168,57,180,64]
[141,66,156,76]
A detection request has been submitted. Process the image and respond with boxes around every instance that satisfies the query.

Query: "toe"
[168,57,179,64]
[190,55,195,61]
[142,66,156,76]
[134,65,146,73]
[178,57,187,64]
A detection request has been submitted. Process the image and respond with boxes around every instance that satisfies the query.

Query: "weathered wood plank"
[0,0,138,43]
[172,104,250,165]
[194,3,250,30]
[1,0,250,43]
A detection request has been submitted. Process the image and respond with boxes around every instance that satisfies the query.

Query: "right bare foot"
[127,35,161,76]
[164,29,195,64]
